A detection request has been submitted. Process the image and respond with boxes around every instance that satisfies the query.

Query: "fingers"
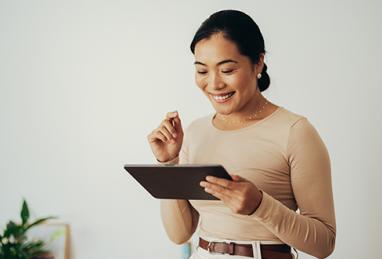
[200,178,241,198]
[200,178,257,215]
[165,111,179,127]
[200,176,240,198]
[147,111,181,144]
[201,181,231,202]
[205,176,235,189]
[161,120,177,139]
[168,111,182,132]
[147,130,167,143]
[163,111,180,134]
[201,180,243,208]
[165,111,182,132]
[205,186,228,201]
[172,115,182,132]
[157,125,175,144]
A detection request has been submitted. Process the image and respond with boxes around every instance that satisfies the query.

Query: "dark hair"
[190,10,270,92]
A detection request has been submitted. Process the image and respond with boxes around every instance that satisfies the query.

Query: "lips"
[210,91,235,103]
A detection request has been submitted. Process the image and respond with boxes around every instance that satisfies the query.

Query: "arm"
[251,118,336,258]
[159,134,200,244]
[160,194,199,244]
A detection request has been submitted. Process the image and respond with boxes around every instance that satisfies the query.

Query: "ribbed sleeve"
[159,128,199,244]
[251,118,336,258]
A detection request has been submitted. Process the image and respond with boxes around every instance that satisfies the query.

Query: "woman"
[147,10,336,259]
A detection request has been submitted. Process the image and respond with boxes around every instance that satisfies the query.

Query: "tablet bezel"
[124,164,232,200]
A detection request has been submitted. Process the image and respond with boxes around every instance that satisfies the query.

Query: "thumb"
[173,114,183,133]
[230,174,247,182]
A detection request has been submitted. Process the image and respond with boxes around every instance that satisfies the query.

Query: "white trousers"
[190,235,297,259]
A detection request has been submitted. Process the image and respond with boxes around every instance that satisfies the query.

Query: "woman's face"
[194,33,263,116]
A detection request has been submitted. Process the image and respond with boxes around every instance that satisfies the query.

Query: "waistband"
[198,235,292,259]
[200,235,286,245]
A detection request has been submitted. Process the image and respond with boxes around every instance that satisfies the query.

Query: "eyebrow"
[194,59,238,66]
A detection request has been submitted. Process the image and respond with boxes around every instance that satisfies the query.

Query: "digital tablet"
[124,164,232,200]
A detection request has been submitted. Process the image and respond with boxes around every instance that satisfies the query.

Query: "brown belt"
[199,237,291,258]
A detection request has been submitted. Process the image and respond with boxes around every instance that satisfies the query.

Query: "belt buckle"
[207,241,235,255]
[227,242,235,255]
[207,241,215,252]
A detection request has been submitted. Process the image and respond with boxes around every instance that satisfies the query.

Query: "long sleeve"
[159,129,200,244]
[251,118,336,258]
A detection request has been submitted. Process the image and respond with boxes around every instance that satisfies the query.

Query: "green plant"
[0,199,56,259]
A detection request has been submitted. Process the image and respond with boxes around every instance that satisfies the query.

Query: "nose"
[208,73,225,90]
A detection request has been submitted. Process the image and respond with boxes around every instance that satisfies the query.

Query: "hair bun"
[258,63,270,92]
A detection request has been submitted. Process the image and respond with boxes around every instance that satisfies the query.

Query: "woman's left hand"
[200,174,263,215]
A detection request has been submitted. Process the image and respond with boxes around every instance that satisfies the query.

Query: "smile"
[210,92,235,103]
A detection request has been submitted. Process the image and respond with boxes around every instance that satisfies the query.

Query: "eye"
[222,69,234,74]
[197,71,208,75]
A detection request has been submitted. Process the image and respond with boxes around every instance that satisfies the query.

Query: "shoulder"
[278,107,317,132]
[279,107,325,149]
[266,106,324,148]
[276,106,307,128]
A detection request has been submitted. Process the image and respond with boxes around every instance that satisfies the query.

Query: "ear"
[254,53,265,75]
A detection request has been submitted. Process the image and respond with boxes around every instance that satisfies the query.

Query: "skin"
[194,33,278,129]
[147,32,279,215]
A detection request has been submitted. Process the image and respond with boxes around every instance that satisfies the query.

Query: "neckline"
[209,106,283,134]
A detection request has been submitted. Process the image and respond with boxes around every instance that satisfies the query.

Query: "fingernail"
[172,133,177,138]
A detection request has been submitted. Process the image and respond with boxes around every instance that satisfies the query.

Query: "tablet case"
[124,164,232,200]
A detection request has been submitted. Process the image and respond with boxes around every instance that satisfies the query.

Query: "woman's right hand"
[147,111,184,163]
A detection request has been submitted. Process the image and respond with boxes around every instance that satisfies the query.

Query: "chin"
[208,93,238,115]
[212,105,234,115]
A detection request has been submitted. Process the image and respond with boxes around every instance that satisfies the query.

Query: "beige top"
[160,106,336,258]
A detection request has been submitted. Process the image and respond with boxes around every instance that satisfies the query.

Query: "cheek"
[195,75,206,90]
[230,73,253,92]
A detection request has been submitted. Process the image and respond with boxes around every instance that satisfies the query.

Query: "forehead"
[194,33,242,64]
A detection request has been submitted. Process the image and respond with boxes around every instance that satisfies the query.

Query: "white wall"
[1,1,381,258]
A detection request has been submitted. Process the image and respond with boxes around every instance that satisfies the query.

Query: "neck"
[216,90,268,123]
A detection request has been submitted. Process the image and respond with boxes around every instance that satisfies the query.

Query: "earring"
[257,73,262,79]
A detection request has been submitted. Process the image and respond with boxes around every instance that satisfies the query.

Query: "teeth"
[212,92,234,100]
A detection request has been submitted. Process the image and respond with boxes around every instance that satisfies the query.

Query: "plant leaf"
[21,240,46,256]
[4,220,29,241]
[21,199,30,225]
[3,221,20,238]
[25,216,57,231]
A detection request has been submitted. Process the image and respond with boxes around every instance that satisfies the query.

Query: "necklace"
[215,100,269,125]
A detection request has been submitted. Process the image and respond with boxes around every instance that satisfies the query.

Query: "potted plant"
[0,199,56,259]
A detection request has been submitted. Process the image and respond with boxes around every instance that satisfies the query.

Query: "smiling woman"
[147,9,336,259]
[190,12,276,131]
